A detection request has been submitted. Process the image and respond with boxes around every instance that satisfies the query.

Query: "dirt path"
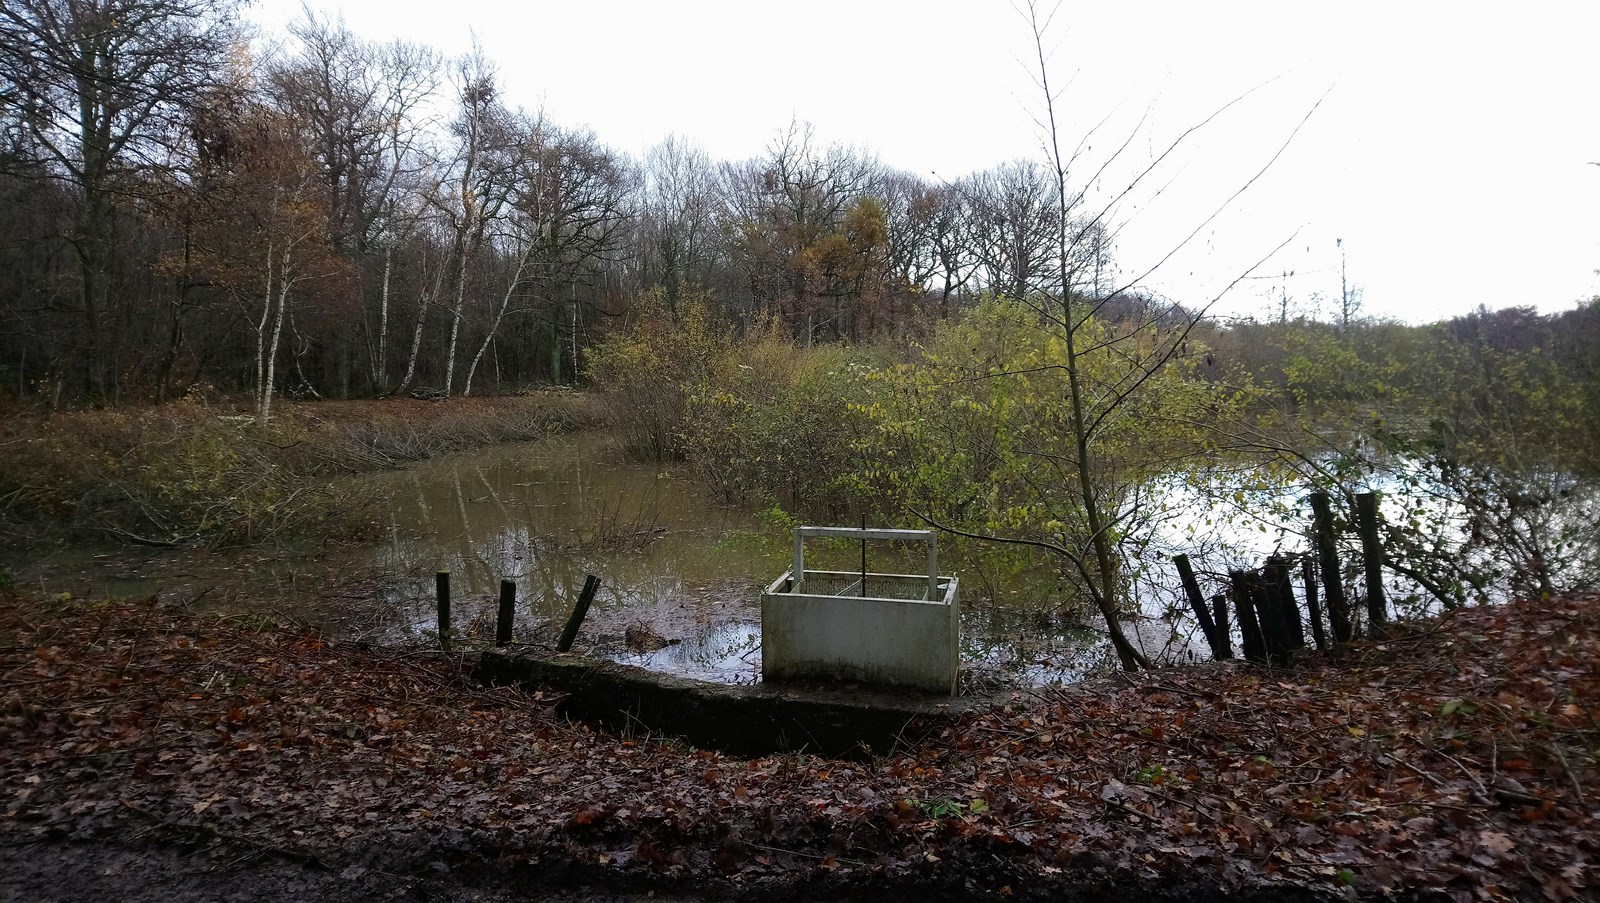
[0,837,692,902]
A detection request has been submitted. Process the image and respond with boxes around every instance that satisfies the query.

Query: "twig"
[1140,785,1220,821]
[1548,744,1586,804]
[1098,796,1148,822]
[1435,750,1491,800]
[1392,756,1449,792]
[745,842,864,866]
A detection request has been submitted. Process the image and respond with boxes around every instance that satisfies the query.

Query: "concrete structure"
[476,646,988,759]
[761,527,959,695]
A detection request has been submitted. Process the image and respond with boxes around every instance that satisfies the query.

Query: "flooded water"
[353,433,1147,684]
[17,432,1134,688]
[28,431,1581,687]
[354,434,776,680]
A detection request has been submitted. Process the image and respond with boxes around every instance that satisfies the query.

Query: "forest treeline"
[3,0,1596,423]
[2,0,1119,411]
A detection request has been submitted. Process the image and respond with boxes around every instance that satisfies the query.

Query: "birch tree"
[434,50,512,397]
[181,82,340,423]
[268,12,441,392]
[639,134,717,312]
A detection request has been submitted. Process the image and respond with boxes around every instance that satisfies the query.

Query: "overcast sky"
[251,0,1600,324]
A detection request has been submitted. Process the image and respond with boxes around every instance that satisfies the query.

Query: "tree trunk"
[75,61,113,401]
[255,239,274,405]
[259,246,292,424]
[154,295,185,404]
[155,233,190,404]
[1031,1,1149,671]
[548,312,562,383]
[463,245,532,396]
[443,239,469,396]
[376,243,392,390]
[569,292,582,384]
[396,261,444,394]
[77,187,112,400]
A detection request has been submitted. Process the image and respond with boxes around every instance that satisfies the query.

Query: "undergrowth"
[0,392,605,549]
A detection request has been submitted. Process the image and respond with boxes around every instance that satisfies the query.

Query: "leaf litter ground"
[2,591,1596,901]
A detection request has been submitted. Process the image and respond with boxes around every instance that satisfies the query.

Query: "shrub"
[680,323,878,514]
[584,289,734,462]
[587,293,881,516]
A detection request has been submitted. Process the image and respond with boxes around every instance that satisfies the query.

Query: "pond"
[17,431,1150,688]
[26,430,1587,687]
[354,433,1154,685]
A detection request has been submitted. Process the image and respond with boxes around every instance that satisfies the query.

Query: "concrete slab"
[475,647,988,759]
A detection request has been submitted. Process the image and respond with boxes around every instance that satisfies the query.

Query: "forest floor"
[2,589,1596,902]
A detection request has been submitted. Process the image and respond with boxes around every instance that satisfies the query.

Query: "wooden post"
[1301,556,1327,652]
[435,571,451,653]
[1355,491,1389,629]
[1174,554,1227,659]
[1255,563,1283,663]
[1309,491,1352,645]
[1210,591,1231,659]
[496,579,516,646]
[1253,566,1289,665]
[1266,555,1305,651]
[556,574,601,653]
[1230,570,1268,665]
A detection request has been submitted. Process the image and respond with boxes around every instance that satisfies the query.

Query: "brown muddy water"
[16,432,1181,688]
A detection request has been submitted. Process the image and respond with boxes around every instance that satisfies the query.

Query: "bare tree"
[267,12,441,393]
[365,38,443,390]
[963,159,1061,303]
[458,108,548,397]
[876,170,943,321]
[516,127,632,385]
[639,134,717,312]
[0,0,239,399]
[932,187,979,318]
[1336,237,1363,330]
[719,120,882,342]
[432,48,515,397]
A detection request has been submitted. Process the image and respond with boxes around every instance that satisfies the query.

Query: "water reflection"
[616,621,763,683]
[355,434,778,646]
[19,433,1142,687]
[19,430,1593,688]
[350,434,1151,685]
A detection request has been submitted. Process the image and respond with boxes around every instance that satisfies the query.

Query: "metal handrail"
[791,526,939,601]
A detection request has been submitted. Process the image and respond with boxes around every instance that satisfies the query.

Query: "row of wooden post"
[433,571,600,653]
[1176,489,1390,665]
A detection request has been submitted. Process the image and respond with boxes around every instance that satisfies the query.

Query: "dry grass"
[0,391,607,549]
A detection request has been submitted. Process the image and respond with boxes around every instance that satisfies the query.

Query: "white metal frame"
[790,526,939,601]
